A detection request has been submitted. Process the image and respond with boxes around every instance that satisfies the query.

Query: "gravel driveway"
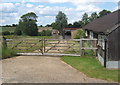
[2,56,109,83]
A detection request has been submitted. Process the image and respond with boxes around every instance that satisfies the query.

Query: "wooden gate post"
[43,38,45,53]
[80,39,82,56]
[41,38,44,54]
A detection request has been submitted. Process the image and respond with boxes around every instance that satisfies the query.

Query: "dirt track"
[2,56,110,83]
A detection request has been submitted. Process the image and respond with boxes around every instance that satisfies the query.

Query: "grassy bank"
[0,27,16,33]
[61,56,119,82]
[0,47,17,59]
[3,35,52,39]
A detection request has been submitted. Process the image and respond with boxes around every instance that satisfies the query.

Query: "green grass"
[0,27,16,32]
[7,39,43,53]
[17,36,52,39]
[3,35,52,39]
[1,47,17,59]
[61,56,119,82]
[1,27,52,33]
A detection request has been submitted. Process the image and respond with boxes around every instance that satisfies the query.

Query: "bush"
[10,32,14,35]
[84,49,95,56]
[2,31,10,35]
[0,37,17,59]
[74,29,85,39]
[14,29,22,35]
[38,30,52,36]
[2,47,17,59]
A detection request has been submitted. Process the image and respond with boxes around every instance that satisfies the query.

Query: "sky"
[0,0,119,26]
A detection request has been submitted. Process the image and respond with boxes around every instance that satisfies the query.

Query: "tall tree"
[99,9,111,17]
[82,13,89,26]
[15,12,38,36]
[79,21,84,27]
[89,12,98,22]
[55,11,68,39]
[73,21,81,28]
[51,22,58,29]
[67,23,73,28]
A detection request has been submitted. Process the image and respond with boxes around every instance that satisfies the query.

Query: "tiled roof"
[83,9,120,34]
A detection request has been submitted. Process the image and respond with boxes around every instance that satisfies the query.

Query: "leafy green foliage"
[51,22,58,29]
[61,56,119,82]
[2,47,17,59]
[2,31,10,35]
[38,30,52,36]
[15,12,38,36]
[99,9,111,17]
[74,29,85,39]
[67,9,111,28]
[73,21,82,28]
[84,49,95,56]
[55,11,68,38]
[14,27,22,35]
[89,12,98,22]
[1,37,17,59]
[82,13,89,26]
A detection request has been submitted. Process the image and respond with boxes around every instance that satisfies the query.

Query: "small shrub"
[84,49,95,56]
[14,29,22,35]
[74,29,85,39]
[1,37,17,59]
[2,31,10,35]
[38,30,52,36]
[10,32,14,35]
[2,47,17,59]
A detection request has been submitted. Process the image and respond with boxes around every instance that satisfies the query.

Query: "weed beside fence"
[1,47,17,59]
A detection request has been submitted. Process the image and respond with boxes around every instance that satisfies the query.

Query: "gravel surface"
[2,56,110,83]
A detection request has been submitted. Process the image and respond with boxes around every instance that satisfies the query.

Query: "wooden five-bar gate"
[6,38,98,56]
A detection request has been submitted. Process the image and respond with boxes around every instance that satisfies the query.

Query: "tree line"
[52,9,111,28]
[12,9,111,37]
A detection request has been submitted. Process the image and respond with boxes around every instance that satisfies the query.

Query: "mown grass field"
[3,35,52,39]
[1,27,52,33]
[38,27,52,32]
[61,56,119,82]
[0,27,16,32]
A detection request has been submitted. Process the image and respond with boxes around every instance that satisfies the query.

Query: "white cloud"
[44,16,54,18]
[15,3,20,6]
[0,20,6,23]
[1,1,118,26]
[76,4,101,13]
[29,0,119,3]
[38,5,45,8]
[0,3,17,13]
[0,2,101,25]
[26,3,34,7]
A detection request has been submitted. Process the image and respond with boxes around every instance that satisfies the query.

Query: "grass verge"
[1,47,17,59]
[3,35,52,39]
[61,56,119,82]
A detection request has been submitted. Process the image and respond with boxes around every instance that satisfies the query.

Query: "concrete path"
[2,56,109,83]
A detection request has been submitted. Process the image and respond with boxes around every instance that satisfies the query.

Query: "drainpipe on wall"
[104,37,107,68]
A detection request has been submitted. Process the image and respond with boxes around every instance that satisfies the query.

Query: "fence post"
[80,39,82,56]
[104,38,107,68]
[41,38,44,54]
[2,37,7,48]
[43,38,45,53]
[95,39,98,56]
